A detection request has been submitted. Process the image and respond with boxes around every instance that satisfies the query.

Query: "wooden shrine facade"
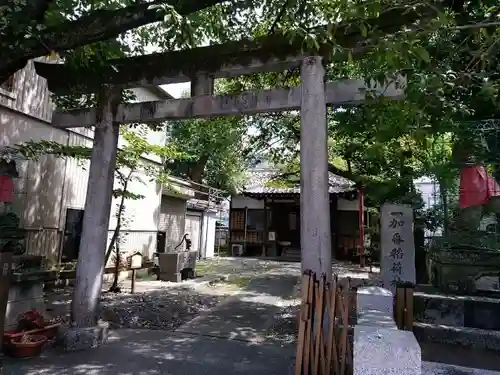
[230,182,369,262]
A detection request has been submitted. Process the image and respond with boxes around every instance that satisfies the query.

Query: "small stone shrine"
[380,203,416,293]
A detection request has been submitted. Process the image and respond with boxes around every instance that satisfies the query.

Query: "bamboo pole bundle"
[295,272,352,375]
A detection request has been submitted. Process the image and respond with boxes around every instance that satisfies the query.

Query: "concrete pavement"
[2,329,295,375]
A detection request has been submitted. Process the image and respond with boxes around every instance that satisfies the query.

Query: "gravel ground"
[42,257,288,333]
[98,284,232,330]
[264,276,301,346]
[266,303,300,345]
[264,268,370,347]
[44,281,239,331]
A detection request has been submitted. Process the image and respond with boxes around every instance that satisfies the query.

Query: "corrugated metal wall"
[104,230,157,267]
[0,60,53,123]
[24,228,60,263]
[159,196,187,252]
[0,106,68,262]
[0,62,168,263]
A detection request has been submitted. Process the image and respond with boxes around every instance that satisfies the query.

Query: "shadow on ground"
[4,264,299,374]
[2,329,295,375]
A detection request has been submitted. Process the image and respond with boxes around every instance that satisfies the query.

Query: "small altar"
[5,256,57,330]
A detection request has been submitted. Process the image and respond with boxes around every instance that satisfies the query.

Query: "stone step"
[413,322,500,352]
[414,291,500,330]
[422,361,500,375]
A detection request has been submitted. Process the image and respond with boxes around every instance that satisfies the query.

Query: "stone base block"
[357,286,393,317]
[159,272,181,282]
[354,325,421,375]
[59,321,109,352]
[413,322,500,351]
[357,311,397,329]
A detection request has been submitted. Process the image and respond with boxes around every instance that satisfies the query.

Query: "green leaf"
[413,46,430,63]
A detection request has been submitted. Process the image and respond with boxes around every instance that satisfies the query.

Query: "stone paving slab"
[1,329,295,375]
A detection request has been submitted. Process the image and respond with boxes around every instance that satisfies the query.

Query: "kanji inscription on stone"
[380,203,416,293]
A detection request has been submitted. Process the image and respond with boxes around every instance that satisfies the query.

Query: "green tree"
[0,0,227,82]
[220,0,500,207]
[166,115,250,193]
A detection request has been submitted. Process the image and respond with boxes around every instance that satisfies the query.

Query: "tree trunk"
[188,155,209,183]
[71,86,121,328]
[104,227,119,268]
[104,172,131,266]
[110,239,121,292]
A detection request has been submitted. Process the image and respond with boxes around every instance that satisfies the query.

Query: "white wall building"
[0,60,217,265]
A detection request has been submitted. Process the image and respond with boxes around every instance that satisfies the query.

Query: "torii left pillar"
[63,85,121,351]
[300,56,332,283]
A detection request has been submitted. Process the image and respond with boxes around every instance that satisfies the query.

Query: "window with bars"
[1,75,14,92]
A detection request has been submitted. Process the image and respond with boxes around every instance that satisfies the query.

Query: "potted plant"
[3,310,62,352]
[8,334,47,358]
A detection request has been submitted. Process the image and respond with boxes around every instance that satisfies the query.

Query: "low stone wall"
[353,286,421,375]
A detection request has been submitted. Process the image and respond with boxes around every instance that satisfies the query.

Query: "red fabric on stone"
[459,165,500,209]
[0,175,14,203]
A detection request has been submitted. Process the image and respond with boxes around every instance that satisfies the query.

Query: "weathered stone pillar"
[64,85,121,351]
[300,56,332,281]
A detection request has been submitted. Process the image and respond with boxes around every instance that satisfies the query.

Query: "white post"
[72,86,121,328]
[300,56,332,281]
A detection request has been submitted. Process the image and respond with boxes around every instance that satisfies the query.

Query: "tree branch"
[268,0,292,35]
[0,0,227,82]
[34,4,438,93]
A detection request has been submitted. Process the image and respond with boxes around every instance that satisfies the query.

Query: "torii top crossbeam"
[34,4,435,95]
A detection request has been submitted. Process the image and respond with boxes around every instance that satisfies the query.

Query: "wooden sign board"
[128,252,143,270]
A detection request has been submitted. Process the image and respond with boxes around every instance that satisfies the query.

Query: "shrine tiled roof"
[240,168,355,197]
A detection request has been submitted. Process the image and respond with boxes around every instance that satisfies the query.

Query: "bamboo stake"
[396,286,405,329]
[303,272,315,375]
[319,330,327,375]
[326,277,338,375]
[338,281,348,375]
[295,273,311,375]
[345,279,352,372]
[313,276,325,375]
[405,287,414,331]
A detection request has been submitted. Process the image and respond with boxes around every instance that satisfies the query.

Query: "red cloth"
[459,165,500,209]
[0,175,14,203]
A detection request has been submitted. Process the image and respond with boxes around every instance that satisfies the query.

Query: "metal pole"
[359,188,365,267]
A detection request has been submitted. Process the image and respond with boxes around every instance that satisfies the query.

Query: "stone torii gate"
[35,35,404,347]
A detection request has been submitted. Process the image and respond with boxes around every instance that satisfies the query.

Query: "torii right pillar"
[300,56,332,283]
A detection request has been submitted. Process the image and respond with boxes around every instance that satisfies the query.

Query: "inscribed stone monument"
[380,203,416,292]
